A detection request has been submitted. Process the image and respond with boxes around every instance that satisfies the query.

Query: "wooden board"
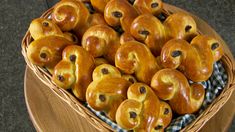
[24,67,234,132]
[24,67,98,132]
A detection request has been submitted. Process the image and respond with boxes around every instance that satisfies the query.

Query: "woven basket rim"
[21,3,235,132]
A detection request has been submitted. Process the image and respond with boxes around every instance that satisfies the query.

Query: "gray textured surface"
[0,0,234,131]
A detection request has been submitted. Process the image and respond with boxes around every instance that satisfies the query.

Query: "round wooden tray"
[24,66,234,132]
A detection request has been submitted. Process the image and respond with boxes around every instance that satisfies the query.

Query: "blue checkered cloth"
[85,61,228,132]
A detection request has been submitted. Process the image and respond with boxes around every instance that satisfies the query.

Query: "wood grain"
[24,67,99,132]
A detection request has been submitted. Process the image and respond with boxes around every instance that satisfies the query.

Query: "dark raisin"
[139,86,146,94]
[69,55,76,62]
[99,94,106,102]
[71,35,77,42]
[128,0,135,5]
[58,75,65,82]
[129,111,137,118]
[84,2,95,14]
[185,25,192,32]
[164,108,169,115]
[101,68,109,74]
[40,53,47,59]
[112,11,123,18]
[171,50,182,57]
[151,3,159,8]
[138,30,149,36]
[42,22,49,27]
[211,43,219,50]
[113,25,124,34]
[128,78,135,84]
[154,125,163,130]
[157,12,167,22]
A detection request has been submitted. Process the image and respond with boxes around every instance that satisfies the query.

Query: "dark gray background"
[0,0,234,131]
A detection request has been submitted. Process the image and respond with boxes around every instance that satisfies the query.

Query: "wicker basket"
[21,3,235,132]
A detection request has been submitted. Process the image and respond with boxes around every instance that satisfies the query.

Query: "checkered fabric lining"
[85,61,228,132]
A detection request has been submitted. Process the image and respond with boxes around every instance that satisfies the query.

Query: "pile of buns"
[27,0,224,131]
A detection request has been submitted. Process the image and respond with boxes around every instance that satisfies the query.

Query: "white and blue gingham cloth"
[85,61,228,132]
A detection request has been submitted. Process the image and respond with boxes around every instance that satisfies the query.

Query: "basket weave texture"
[21,3,235,132]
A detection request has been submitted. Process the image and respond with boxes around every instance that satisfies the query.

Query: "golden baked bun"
[122,75,137,84]
[154,101,172,131]
[91,0,110,13]
[94,58,109,66]
[27,36,74,68]
[52,45,95,101]
[52,0,90,31]
[116,83,172,131]
[29,18,63,40]
[104,0,138,32]
[160,36,223,82]
[191,35,224,62]
[120,32,135,45]
[52,0,107,38]
[164,12,198,41]
[29,18,80,43]
[130,14,168,56]
[92,64,121,81]
[131,0,163,16]
[82,25,120,63]
[115,41,160,84]
[151,69,205,114]
[86,77,131,120]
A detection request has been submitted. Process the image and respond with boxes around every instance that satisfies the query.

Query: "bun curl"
[191,35,224,62]
[29,18,63,40]
[104,0,138,32]
[132,0,163,16]
[116,83,172,131]
[29,18,80,44]
[164,12,198,41]
[115,41,160,84]
[52,0,90,31]
[154,101,172,131]
[151,69,205,114]
[86,77,131,120]
[130,14,168,56]
[122,74,137,84]
[52,0,106,38]
[92,64,121,81]
[160,36,223,82]
[27,36,73,68]
[52,45,95,101]
[82,25,120,63]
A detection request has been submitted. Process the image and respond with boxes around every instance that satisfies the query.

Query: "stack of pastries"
[27,0,224,131]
